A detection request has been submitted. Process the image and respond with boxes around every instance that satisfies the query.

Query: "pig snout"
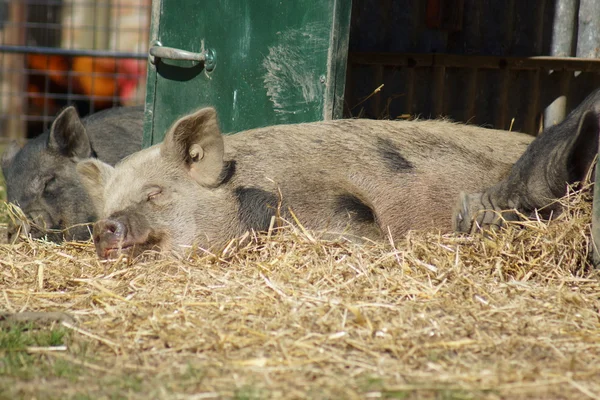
[6,210,64,242]
[93,214,158,259]
[94,218,129,259]
[99,219,126,239]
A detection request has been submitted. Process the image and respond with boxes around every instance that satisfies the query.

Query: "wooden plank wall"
[345,0,600,135]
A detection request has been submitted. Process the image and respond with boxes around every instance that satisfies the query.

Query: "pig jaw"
[93,213,167,259]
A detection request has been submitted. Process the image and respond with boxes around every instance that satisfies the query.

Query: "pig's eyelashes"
[147,189,163,201]
[43,176,57,193]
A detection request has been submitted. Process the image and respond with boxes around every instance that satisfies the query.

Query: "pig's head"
[2,106,97,242]
[76,107,225,259]
[453,108,599,233]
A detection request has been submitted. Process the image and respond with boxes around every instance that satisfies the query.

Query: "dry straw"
[1,187,599,399]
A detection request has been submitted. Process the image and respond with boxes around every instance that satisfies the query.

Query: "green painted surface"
[143,0,352,146]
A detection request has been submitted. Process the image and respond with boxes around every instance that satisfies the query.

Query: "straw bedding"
[1,186,599,399]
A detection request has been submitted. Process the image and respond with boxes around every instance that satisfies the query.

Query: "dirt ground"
[0,184,599,399]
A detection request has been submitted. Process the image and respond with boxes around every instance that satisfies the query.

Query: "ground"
[0,175,599,399]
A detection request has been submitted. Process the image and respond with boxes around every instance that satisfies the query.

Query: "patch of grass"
[0,321,67,349]
[108,373,145,394]
[436,389,477,400]
[179,363,207,387]
[361,383,481,400]
[234,385,266,400]
[52,358,81,381]
[0,321,79,380]
[375,387,492,400]
[381,390,411,399]
[359,375,386,392]
[70,395,95,400]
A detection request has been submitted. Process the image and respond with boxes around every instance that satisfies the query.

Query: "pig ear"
[161,107,224,188]
[76,159,114,215]
[1,141,21,170]
[566,110,600,184]
[48,106,92,159]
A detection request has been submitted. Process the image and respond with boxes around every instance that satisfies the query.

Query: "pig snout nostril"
[102,220,126,238]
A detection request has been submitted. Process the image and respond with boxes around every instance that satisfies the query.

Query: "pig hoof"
[453,192,473,233]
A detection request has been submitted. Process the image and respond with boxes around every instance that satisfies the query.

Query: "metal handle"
[148,43,216,71]
[149,45,205,62]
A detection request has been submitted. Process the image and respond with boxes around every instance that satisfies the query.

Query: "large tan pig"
[77,108,533,258]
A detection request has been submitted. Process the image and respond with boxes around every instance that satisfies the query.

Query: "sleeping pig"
[77,107,534,259]
[2,105,143,241]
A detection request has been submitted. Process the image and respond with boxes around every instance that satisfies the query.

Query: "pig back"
[84,105,144,165]
[222,118,534,235]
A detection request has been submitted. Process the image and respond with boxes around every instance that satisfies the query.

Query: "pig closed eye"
[147,189,162,201]
[43,176,57,193]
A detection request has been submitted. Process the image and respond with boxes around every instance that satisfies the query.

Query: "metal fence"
[3,0,600,141]
[0,0,150,140]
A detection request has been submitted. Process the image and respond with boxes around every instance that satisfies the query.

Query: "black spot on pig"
[235,187,280,231]
[219,160,237,185]
[335,193,376,224]
[376,137,414,172]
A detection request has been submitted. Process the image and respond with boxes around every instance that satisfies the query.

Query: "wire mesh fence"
[0,0,150,141]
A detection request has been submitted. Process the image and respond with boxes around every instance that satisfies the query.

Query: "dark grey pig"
[77,107,534,259]
[1,105,143,241]
[453,88,600,233]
